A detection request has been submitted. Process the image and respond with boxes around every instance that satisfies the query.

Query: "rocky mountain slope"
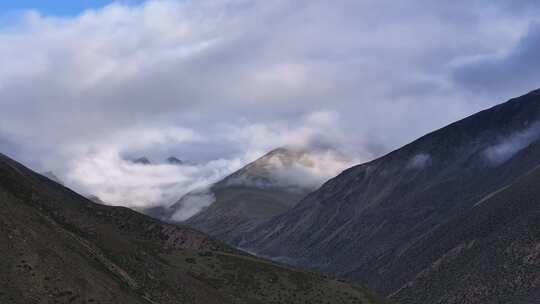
[240,89,540,304]
[0,152,386,304]
[392,142,540,303]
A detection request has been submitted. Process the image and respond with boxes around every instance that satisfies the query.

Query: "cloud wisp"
[484,122,540,164]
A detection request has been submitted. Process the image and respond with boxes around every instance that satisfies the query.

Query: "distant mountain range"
[130,156,184,165]
[0,152,385,304]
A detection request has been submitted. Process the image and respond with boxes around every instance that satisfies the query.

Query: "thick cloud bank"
[1,0,540,209]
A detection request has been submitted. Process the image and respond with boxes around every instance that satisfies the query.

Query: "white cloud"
[66,148,244,208]
[60,110,359,209]
[171,190,216,221]
[484,123,540,164]
[407,153,431,170]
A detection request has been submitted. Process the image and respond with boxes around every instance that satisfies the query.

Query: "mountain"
[0,152,385,304]
[132,157,151,165]
[158,147,332,246]
[166,156,183,165]
[239,89,540,304]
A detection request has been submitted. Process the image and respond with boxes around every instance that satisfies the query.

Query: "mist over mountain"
[145,147,355,244]
[63,150,245,209]
[236,89,540,304]
[21,111,362,213]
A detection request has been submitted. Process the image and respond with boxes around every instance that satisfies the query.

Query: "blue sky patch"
[0,0,142,16]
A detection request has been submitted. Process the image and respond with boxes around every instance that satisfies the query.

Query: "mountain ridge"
[237,88,540,304]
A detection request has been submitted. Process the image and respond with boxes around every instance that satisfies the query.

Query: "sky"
[0,1,130,16]
[1,0,540,212]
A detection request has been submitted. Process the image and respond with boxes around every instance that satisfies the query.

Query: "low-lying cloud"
[484,122,540,164]
[269,150,357,190]
[66,148,243,208]
[406,153,432,170]
[61,111,357,211]
[171,189,216,222]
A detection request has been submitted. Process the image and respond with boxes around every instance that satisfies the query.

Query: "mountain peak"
[132,157,151,165]
[257,147,309,165]
[166,156,183,165]
[218,147,316,190]
[264,146,308,160]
